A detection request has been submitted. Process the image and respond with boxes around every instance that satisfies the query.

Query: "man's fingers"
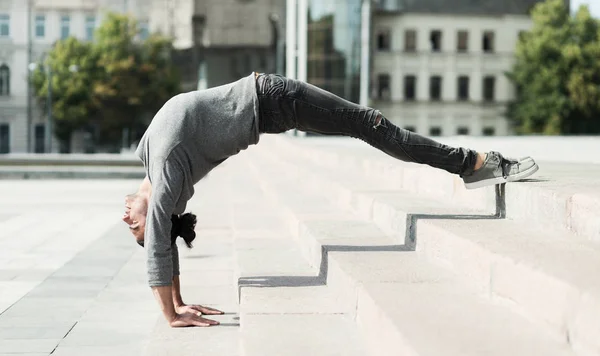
[202,309,224,315]
[193,320,211,327]
[197,316,220,325]
[196,305,224,315]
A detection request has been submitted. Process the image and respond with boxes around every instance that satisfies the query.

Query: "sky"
[571,0,600,16]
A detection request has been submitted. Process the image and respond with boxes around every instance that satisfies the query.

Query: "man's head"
[123,193,148,246]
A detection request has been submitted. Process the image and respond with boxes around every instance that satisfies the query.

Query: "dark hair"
[170,213,197,248]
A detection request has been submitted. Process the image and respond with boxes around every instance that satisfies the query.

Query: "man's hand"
[175,303,224,316]
[170,312,220,327]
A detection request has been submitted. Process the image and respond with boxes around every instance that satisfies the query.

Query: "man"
[122,72,538,328]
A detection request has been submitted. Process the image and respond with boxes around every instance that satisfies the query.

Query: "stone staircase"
[234,135,600,356]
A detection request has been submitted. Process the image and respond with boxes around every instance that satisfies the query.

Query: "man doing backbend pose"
[122,72,539,327]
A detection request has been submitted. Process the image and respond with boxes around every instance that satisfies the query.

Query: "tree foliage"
[92,13,180,147]
[32,12,181,152]
[31,37,99,152]
[508,0,600,135]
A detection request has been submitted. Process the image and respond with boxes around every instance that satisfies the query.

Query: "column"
[285,0,297,79]
[359,0,371,107]
[297,0,307,83]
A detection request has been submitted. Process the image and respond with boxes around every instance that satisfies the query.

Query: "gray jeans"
[255,73,477,176]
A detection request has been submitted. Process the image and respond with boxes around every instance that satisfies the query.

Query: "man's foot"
[463,152,539,189]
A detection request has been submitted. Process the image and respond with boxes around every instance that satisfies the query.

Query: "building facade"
[288,0,559,137]
[370,0,556,137]
[371,13,531,136]
[149,0,285,92]
[0,0,149,153]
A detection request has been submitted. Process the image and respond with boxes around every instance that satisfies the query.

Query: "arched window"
[0,64,9,96]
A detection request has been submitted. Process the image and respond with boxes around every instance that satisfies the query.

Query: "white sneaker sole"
[507,163,539,182]
[464,163,539,190]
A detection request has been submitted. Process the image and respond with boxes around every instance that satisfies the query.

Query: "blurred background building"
[369,0,572,137]
[287,0,569,138]
[0,0,577,153]
[149,0,285,92]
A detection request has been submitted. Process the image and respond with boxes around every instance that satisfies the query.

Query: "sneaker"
[463,152,539,189]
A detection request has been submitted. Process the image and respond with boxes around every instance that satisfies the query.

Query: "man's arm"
[172,275,184,308]
[171,243,184,307]
[146,161,218,327]
[153,286,177,323]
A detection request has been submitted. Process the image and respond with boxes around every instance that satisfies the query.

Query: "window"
[0,64,9,96]
[457,76,469,101]
[457,127,469,135]
[85,16,96,41]
[457,30,468,52]
[483,127,496,136]
[376,29,391,51]
[430,30,442,52]
[483,31,495,52]
[0,124,9,154]
[483,76,496,102]
[193,15,206,46]
[377,74,391,100]
[35,15,45,38]
[404,126,416,132]
[60,15,70,39]
[404,29,416,52]
[429,127,442,136]
[139,20,149,40]
[34,124,45,153]
[430,76,442,101]
[404,75,416,101]
[0,14,9,37]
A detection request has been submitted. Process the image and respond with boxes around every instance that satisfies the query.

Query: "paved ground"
[0,159,247,355]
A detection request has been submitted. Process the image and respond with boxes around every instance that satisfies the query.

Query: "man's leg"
[255,73,538,187]
[256,73,478,176]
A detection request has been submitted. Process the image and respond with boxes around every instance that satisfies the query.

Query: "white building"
[0,0,149,153]
[370,0,553,137]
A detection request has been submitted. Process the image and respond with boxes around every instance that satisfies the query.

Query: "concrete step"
[0,153,142,166]
[268,135,600,243]
[257,141,600,355]
[327,251,574,356]
[0,165,145,179]
[232,156,367,356]
[241,313,366,356]
[247,150,576,356]
[234,235,366,356]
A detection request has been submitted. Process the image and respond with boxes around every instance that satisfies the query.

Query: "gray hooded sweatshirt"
[135,73,260,287]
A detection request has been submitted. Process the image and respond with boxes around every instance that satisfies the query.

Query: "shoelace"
[498,153,518,179]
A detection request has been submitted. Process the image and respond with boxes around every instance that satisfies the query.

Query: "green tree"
[93,12,180,148]
[32,12,181,152]
[31,37,99,152]
[508,0,600,135]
